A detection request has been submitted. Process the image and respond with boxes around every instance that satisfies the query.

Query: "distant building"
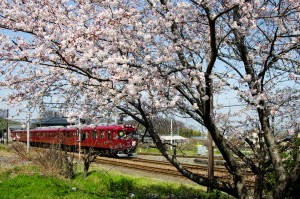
[139,135,187,146]
[160,135,187,145]
[32,117,75,127]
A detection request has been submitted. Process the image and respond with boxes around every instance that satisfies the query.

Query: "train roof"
[12,123,136,131]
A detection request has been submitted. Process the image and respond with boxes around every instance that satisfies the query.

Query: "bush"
[11,142,76,178]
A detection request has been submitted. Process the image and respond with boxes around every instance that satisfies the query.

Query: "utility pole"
[78,116,81,160]
[27,102,31,153]
[1,116,3,144]
[6,109,8,144]
[27,112,30,153]
[26,108,31,153]
[170,118,173,150]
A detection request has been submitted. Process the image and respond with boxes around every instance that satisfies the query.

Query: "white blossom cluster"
[0,0,298,136]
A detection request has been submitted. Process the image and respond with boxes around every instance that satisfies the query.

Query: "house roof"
[32,117,74,126]
[160,135,187,141]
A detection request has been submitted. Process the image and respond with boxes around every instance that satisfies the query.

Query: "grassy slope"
[0,144,230,199]
[0,166,210,199]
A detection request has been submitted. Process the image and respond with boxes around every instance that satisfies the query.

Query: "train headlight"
[132,141,136,146]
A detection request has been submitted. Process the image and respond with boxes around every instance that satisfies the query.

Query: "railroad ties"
[95,155,255,188]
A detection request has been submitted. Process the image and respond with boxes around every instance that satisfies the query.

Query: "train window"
[92,131,97,139]
[100,131,105,139]
[107,131,111,140]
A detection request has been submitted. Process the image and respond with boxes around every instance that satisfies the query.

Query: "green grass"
[0,169,205,199]
[137,142,223,157]
[0,144,8,151]
[0,165,231,199]
[0,174,81,199]
[0,144,231,199]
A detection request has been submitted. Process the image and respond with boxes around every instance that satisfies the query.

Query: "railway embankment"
[0,144,233,199]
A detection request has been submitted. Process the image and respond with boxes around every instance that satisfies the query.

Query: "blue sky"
[0,29,37,121]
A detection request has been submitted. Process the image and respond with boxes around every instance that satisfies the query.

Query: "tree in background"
[127,118,201,138]
[0,109,7,139]
[0,1,299,198]
[39,108,63,119]
[179,127,201,138]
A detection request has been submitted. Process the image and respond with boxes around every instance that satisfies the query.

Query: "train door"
[107,130,111,140]
[57,129,64,144]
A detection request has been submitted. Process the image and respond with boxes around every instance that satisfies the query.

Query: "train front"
[114,124,139,157]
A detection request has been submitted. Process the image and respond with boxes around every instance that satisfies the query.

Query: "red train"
[11,123,139,157]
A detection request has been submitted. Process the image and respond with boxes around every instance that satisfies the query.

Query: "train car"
[11,123,139,157]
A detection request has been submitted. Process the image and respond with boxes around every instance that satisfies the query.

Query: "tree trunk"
[146,124,239,198]
[83,160,89,178]
[64,151,75,179]
[82,148,97,178]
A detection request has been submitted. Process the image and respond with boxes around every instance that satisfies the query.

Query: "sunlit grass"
[0,164,231,199]
[0,169,197,199]
[0,144,231,198]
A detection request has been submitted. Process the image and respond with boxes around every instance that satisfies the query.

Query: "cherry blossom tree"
[0,0,299,198]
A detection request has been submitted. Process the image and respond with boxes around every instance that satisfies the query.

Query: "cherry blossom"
[0,1,299,198]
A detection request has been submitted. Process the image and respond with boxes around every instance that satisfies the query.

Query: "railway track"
[138,152,254,162]
[31,146,254,187]
[133,157,230,173]
[138,152,214,159]
[95,156,254,187]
